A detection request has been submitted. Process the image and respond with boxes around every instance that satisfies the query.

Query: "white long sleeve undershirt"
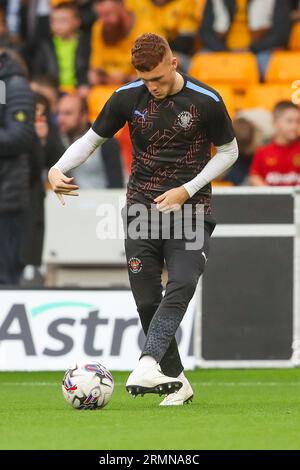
[52,129,239,197]
[52,128,107,174]
[183,138,239,197]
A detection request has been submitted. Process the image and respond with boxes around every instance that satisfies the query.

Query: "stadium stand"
[265,51,300,84]
[188,52,260,89]
[242,84,296,111]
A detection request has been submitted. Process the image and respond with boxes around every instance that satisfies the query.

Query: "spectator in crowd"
[24,0,51,44]
[224,117,256,185]
[1,0,51,47]
[1,0,23,43]
[0,48,35,285]
[289,0,300,19]
[33,2,90,94]
[89,0,152,85]
[235,108,274,143]
[288,0,300,49]
[200,0,291,78]
[74,0,96,32]
[250,101,300,186]
[31,75,60,114]
[57,93,124,187]
[0,6,21,49]
[125,0,206,70]
[21,93,65,285]
[51,0,96,31]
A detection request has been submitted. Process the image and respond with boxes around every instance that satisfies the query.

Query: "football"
[62,362,114,410]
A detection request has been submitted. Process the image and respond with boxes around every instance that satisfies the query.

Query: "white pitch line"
[1,381,300,387]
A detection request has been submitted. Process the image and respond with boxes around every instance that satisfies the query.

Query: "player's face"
[275,109,300,142]
[136,55,178,100]
[94,1,122,29]
[50,9,80,38]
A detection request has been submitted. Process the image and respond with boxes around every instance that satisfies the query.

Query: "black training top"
[92,73,235,215]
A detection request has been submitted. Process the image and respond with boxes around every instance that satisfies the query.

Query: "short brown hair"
[52,1,80,17]
[273,100,300,118]
[131,33,170,72]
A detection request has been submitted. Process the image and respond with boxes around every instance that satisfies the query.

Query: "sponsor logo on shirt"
[266,172,300,185]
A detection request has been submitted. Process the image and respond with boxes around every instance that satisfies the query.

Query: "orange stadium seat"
[242,84,294,110]
[87,85,118,123]
[188,52,259,88]
[289,22,300,51]
[265,52,300,84]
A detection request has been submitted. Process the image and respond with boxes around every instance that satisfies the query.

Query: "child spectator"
[33,2,90,94]
[250,101,300,186]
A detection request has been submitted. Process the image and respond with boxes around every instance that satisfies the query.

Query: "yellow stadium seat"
[87,85,118,123]
[205,84,236,117]
[289,22,300,51]
[265,52,300,84]
[242,84,294,110]
[188,52,259,88]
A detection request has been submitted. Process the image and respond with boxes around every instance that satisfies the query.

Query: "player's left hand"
[154,186,190,213]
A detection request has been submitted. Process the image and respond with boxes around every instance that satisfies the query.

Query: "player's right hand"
[48,167,79,206]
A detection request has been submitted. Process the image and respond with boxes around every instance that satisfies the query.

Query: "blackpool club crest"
[128,257,143,273]
[177,111,193,129]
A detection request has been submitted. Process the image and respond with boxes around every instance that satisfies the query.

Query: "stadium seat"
[87,85,118,122]
[205,84,236,117]
[265,51,300,84]
[242,84,294,111]
[289,22,300,51]
[188,52,259,88]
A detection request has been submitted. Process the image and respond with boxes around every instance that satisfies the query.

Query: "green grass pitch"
[1,369,300,450]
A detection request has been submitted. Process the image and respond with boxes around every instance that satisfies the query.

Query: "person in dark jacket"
[21,93,65,284]
[200,0,291,78]
[0,48,35,285]
[32,2,90,94]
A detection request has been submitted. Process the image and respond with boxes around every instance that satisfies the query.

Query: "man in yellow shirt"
[126,0,206,58]
[90,0,153,85]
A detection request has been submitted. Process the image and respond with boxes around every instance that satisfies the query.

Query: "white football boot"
[126,364,183,397]
[159,373,193,406]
